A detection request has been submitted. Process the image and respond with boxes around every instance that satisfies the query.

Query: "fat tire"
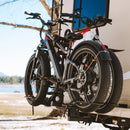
[96,50,123,113]
[67,44,110,112]
[24,52,50,106]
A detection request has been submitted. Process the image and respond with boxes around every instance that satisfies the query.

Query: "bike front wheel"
[24,53,50,106]
[67,43,110,112]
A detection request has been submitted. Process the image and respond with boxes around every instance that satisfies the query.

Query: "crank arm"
[70,88,80,92]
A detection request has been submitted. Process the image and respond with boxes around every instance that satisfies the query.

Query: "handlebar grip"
[24,11,41,17]
[24,11,33,15]
[107,19,112,23]
[63,19,76,23]
[74,8,82,12]
[61,13,73,18]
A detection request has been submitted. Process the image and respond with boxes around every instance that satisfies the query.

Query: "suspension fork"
[30,48,39,80]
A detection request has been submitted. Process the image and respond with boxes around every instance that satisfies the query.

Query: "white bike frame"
[72,28,100,49]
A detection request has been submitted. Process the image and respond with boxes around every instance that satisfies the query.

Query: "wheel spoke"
[84,93,91,104]
[37,71,42,80]
[79,54,89,71]
[90,62,96,71]
[92,76,99,86]
[83,55,96,72]
[82,54,89,63]
[28,63,42,97]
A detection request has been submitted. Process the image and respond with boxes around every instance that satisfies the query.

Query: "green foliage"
[0,76,24,84]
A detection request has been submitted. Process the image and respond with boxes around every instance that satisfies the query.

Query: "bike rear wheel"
[96,50,123,113]
[24,53,50,106]
[67,44,110,112]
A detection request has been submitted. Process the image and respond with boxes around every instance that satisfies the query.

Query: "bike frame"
[40,27,104,85]
[43,32,79,84]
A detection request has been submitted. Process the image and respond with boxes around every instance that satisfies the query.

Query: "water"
[0,86,54,93]
[0,86,24,93]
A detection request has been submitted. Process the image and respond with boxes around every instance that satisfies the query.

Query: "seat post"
[69,41,73,49]
[67,40,73,56]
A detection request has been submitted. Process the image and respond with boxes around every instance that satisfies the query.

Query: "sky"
[0,0,52,77]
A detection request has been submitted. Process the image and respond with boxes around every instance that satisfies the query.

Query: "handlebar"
[25,11,75,28]
[25,11,40,16]
[61,12,112,27]
[61,13,74,18]
[25,11,112,33]
[60,18,75,23]
[25,11,41,18]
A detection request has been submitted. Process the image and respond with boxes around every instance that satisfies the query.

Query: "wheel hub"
[77,71,87,88]
[77,70,96,89]
[87,70,96,84]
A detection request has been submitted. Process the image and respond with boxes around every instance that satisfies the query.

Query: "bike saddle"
[53,34,69,43]
[65,33,83,41]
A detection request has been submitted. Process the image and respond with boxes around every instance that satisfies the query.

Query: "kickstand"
[32,97,35,115]
[63,105,68,117]
[32,105,34,115]
[25,95,35,115]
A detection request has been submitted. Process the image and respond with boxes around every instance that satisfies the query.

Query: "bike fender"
[108,48,124,52]
[71,40,111,61]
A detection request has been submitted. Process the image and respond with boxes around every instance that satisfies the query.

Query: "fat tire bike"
[61,11,123,113]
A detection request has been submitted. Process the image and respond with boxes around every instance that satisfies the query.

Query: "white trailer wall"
[99,0,130,106]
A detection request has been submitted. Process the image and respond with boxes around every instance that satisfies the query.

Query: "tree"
[0,76,24,84]
[0,0,60,32]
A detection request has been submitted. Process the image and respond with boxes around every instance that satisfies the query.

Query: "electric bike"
[61,11,123,113]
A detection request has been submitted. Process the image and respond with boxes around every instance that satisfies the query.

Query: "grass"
[0,93,53,117]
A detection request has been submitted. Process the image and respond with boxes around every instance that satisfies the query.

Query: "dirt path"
[0,116,108,130]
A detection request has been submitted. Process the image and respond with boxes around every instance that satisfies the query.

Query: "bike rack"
[67,105,130,130]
